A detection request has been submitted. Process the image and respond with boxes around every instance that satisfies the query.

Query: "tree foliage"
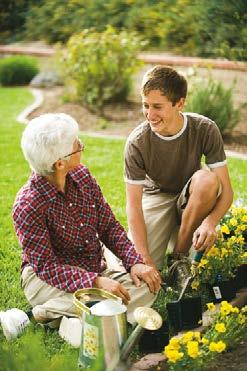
[0,0,40,43]
[1,0,246,60]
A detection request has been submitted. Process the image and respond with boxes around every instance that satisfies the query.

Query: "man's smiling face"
[142,89,184,136]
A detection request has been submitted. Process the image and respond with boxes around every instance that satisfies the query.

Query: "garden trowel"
[177,250,204,302]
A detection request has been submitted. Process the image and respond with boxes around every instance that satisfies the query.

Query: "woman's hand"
[130,263,161,294]
[94,276,130,305]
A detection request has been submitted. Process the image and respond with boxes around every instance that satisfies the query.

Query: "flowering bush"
[220,205,247,239]
[164,302,246,371]
[192,235,245,286]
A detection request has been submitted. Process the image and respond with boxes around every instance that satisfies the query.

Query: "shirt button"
[69,203,73,207]
[80,223,84,227]
[92,204,95,208]
[85,240,89,243]
[96,233,99,238]
[62,225,65,229]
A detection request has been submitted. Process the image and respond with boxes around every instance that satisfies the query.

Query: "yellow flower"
[220,301,233,316]
[191,279,200,290]
[164,348,184,363]
[168,337,181,350]
[181,331,194,343]
[221,247,228,257]
[209,341,226,353]
[241,252,247,259]
[194,332,201,341]
[228,235,237,243]
[236,226,242,234]
[198,258,209,268]
[207,302,216,311]
[241,305,247,313]
[207,246,219,257]
[231,307,239,313]
[220,307,231,316]
[215,323,226,333]
[238,314,246,324]
[242,215,247,223]
[221,224,230,234]
[229,218,237,226]
[236,235,245,244]
[201,337,209,345]
[187,341,199,358]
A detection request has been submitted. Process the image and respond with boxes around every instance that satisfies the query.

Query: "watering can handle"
[73,288,121,315]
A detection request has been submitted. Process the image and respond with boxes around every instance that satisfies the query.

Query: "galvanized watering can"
[74,288,163,370]
[74,288,128,370]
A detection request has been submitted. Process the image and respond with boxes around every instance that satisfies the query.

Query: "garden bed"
[27,86,247,154]
[130,288,247,371]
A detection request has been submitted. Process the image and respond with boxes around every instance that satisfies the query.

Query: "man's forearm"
[127,206,150,259]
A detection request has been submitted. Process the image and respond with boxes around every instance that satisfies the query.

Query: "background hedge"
[1,0,246,61]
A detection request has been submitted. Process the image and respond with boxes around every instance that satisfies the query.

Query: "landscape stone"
[30,70,62,87]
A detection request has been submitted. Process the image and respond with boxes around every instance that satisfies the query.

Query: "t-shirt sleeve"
[202,121,227,168]
[124,139,146,184]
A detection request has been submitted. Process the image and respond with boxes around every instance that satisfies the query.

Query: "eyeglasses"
[63,140,85,158]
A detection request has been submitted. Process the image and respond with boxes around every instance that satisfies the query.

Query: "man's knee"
[190,170,219,200]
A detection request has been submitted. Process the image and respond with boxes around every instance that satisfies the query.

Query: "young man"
[124,65,233,286]
[0,113,161,341]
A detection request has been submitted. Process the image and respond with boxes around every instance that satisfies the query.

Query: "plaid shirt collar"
[29,166,89,199]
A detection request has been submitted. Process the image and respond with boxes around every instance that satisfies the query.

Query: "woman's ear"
[53,159,66,171]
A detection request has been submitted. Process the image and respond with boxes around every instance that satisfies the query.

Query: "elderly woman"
[0,113,161,342]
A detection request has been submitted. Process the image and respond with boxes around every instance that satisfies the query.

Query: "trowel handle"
[192,250,204,264]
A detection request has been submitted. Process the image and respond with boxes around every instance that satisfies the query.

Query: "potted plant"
[220,205,247,243]
[220,205,247,290]
[192,236,244,302]
[164,302,247,371]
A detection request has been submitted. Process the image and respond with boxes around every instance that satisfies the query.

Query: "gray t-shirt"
[124,113,226,194]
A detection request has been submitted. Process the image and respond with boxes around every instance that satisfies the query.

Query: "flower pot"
[166,297,202,333]
[138,321,170,353]
[208,278,236,303]
[235,264,247,290]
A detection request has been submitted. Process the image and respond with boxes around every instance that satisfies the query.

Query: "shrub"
[0,55,39,86]
[59,26,143,113]
[185,75,240,133]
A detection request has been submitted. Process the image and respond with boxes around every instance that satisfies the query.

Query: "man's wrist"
[203,215,218,227]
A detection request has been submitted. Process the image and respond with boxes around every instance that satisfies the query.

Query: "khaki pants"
[140,180,191,270]
[21,266,156,325]
[141,170,222,270]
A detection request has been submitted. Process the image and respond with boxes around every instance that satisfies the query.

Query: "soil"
[28,86,247,154]
[206,341,247,371]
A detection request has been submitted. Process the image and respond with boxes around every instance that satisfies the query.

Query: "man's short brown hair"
[141,65,187,105]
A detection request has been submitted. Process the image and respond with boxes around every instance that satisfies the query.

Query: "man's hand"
[94,276,130,305]
[192,219,217,252]
[130,263,161,294]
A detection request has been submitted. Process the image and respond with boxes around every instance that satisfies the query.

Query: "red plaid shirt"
[13,164,143,292]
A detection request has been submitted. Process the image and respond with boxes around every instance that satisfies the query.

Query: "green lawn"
[0,87,246,367]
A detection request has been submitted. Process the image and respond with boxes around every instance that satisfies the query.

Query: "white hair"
[21,113,79,175]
